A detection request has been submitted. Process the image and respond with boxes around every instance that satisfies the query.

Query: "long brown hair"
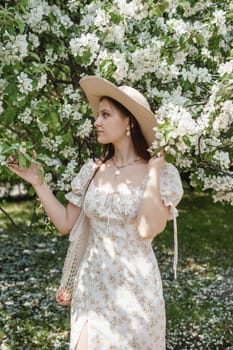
[98,96,150,163]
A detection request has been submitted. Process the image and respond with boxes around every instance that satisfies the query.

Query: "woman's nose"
[94,115,101,127]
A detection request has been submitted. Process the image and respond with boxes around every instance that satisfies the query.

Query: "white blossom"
[167,18,191,37]
[218,60,233,76]
[166,0,179,16]
[174,153,193,168]
[42,136,63,152]
[155,103,198,136]
[37,74,47,90]
[70,33,100,65]
[114,0,149,20]
[77,119,93,138]
[128,46,161,81]
[174,51,188,66]
[112,51,128,82]
[23,3,50,33]
[37,119,48,133]
[182,0,212,17]
[57,159,78,191]
[181,65,212,84]
[68,0,81,11]
[51,5,73,28]
[61,103,73,119]
[104,23,126,44]
[17,72,33,95]
[213,9,227,35]
[0,78,8,93]
[65,89,81,102]
[213,100,233,133]
[18,108,33,124]
[213,191,233,205]
[213,151,230,170]
[94,8,109,29]
[156,17,168,34]
[28,33,40,49]
[60,146,77,159]
[193,170,233,205]
[51,23,64,37]
[45,48,58,64]
[1,34,28,64]
[0,100,3,114]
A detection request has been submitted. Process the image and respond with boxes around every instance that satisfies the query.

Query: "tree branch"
[198,135,233,177]
[0,205,20,228]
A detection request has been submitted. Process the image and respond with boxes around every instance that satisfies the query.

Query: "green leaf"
[56,191,66,204]
[75,50,92,65]
[50,112,59,129]
[164,130,173,143]
[15,18,25,34]
[19,1,29,15]
[183,135,191,146]
[152,1,169,17]
[182,80,192,92]
[28,186,36,196]
[99,59,116,79]
[29,52,41,62]
[5,81,17,96]
[23,152,33,162]
[165,153,175,163]
[62,133,72,145]
[18,154,28,169]
[38,166,45,184]
[110,12,123,25]
[4,107,16,124]
[195,32,204,46]
[6,22,15,36]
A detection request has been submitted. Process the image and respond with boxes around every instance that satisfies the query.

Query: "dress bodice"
[84,180,146,225]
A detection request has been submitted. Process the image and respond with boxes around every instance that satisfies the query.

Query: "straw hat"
[79,75,157,146]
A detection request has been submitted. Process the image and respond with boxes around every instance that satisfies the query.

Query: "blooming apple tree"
[0,0,232,204]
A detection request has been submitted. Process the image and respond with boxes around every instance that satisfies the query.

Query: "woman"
[9,76,183,350]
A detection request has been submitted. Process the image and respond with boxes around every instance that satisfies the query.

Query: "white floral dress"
[65,159,183,350]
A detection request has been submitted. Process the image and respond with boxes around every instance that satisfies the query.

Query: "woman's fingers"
[7,154,43,186]
[56,293,68,306]
[156,148,166,158]
[7,156,18,166]
[149,151,166,170]
[32,150,37,159]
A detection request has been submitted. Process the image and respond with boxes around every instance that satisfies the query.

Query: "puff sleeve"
[160,163,183,219]
[65,159,95,207]
[160,163,184,279]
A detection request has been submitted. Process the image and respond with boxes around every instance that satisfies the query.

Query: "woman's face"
[94,98,129,144]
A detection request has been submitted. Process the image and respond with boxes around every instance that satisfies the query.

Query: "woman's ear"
[128,116,134,129]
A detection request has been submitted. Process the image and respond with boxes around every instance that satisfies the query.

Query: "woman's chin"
[97,136,109,144]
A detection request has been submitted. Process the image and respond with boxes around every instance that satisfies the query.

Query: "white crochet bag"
[56,165,98,306]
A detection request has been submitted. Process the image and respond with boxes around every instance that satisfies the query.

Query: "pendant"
[115,169,120,176]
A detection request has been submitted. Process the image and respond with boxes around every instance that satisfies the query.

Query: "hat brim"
[79,76,157,146]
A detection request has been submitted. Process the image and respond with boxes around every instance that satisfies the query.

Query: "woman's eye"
[102,112,110,118]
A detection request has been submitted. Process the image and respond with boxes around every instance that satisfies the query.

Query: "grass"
[0,188,232,349]
[154,187,233,349]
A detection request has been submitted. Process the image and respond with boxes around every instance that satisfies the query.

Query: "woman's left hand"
[148,150,166,172]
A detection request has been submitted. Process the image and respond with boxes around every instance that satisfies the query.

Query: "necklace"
[112,156,141,177]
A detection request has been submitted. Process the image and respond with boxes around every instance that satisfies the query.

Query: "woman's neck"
[113,143,138,165]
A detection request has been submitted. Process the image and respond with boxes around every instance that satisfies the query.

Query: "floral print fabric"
[65,159,183,350]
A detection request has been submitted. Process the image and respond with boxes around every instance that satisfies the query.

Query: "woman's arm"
[34,182,81,235]
[8,160,80,235]
[136,156,169,240]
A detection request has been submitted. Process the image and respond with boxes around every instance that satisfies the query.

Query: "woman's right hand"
[7,156,44,187]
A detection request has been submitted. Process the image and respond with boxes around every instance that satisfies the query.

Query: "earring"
[126,127,131,137]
